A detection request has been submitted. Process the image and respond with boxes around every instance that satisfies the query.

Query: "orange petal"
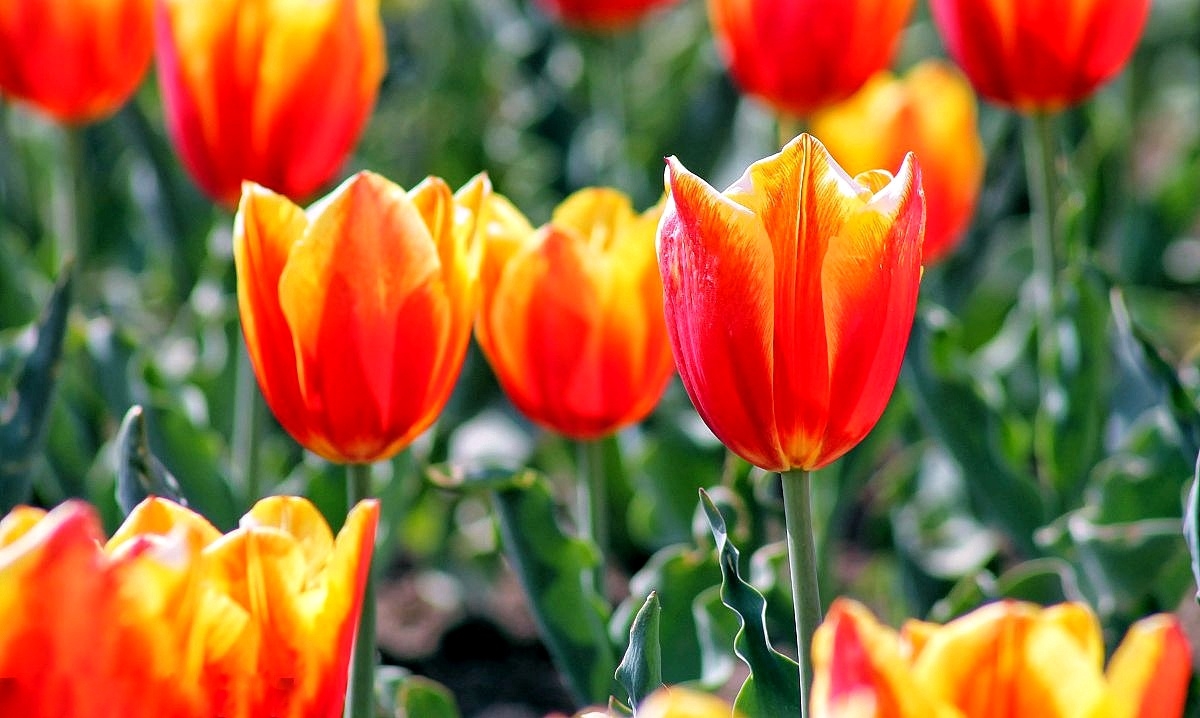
[107,496,223,554]
[1106,613,1191,718]
[660,156,784,469]
[637,685,738,718]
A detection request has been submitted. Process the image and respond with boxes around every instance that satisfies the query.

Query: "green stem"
[232,339,263,503]
[1023,113,1062,489]
[345,463,376,718]
[781,469,820,718]
[53,125,88,267]
[576,438,609,597]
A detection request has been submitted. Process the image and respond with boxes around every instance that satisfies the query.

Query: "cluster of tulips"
[0,0,1194,716]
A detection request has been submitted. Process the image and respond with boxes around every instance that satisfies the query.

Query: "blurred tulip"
[707,0,915,117]
[929,0,1150,112]
[811,61,984,264]
[638,686,739,718]
[0,0,153,123]
[156,0,386,206]
[478,188,674,439]
[109,496,380,718]
[536,0,679,30]
[657,134,924,472]
[813,598,1192,718]
[235,171,488,463]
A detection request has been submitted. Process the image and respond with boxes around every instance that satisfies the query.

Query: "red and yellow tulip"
[707,0,915,117]
[0,496,377,718]
[235,171,488,463]
[811,61,984,264]
[813,598,1192,718]
[156,0,386,206]
[929,0,1150,112]
[657,134,924,472]
[536,0,679,30]
[478,188,674,439]
[0,0,153,123]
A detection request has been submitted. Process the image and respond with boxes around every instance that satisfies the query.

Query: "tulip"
[0,0,153,123]
[477,188,674,439]
[235,170,488,463]
[707,0,915,117]
[156,0,386,206]
[812,598,1192,718]
[811,61,984,264]
[109,496,380,718]
[929,0,1150,112]
[657,133,924,473]
[638,686,739,718]
[535,0,679,30]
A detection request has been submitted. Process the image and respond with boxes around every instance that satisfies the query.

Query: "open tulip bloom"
[657,133,924,710]
[0,496,379,718]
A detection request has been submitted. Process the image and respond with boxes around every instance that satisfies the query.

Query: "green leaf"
[616,591,662,712]
[114,404,187,515]
[1186,460,1200,603]
[393,674,461,718]
[489,471,617,706]
[693,585,740,689]
[0,267,71,512]
[699,490,800,718]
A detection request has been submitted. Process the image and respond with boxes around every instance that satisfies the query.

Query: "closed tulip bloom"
[637,686,740,718]
[812,61,984,264]
[235,171,488,463]
[478,188,674,439]
[657,134,924,472]
[535,0,679,30]
[708,0,915,117]
[0,0,153,123]
[813,598,1193,718]
[929,0,1150,111]
[110,496,380,718]
[156,0,386,206]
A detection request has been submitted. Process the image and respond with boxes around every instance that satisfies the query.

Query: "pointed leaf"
[0,267,72,511]
[394,675,461,718]
[114,404,187,516]
[700,490,800,717]
[616,591,662,712]
[1187,459,1200,604]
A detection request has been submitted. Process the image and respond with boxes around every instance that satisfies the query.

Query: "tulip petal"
[278,172,445,462]
[1106,614,1191,718]
[660,156,784,469]
[234,182,317,453]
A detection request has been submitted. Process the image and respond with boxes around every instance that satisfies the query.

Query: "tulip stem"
[54,125,89,266]
[1023,112,1062,488]
[782,469,821,717]
[345,462,376,718]
[232,340,263,503]
[576,438,609,598]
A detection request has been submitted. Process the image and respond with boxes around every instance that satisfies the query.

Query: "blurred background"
[3,0,1200,715]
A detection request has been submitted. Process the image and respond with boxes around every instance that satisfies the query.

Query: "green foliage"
[615,591,662,712]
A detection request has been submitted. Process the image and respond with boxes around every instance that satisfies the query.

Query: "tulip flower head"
[156,0,386,206]
[235,171,489,463]
[929,0,1150,112]
[707,0,916,117]
[0,0,154,123]
[478,188,674,439]
[0,496,377,718]
[812,60,984,264]
[536,0,680,30]
[657,134,924,472]
[812,598,1192,718]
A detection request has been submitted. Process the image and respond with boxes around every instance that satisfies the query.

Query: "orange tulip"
[929,0,1150,112]
[638,686,740,718]
[477,188,674,439]
[657,134,924,472]
[109,496,380,718]
[0,0,153,123]
[535,0,679,30]
[813,598,1193,718]
[707,0,915,117]
[156,0,386,206]
[811,61,984,264]
[235,170,488,463]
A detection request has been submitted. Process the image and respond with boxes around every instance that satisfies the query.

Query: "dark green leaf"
[114,404,187,515]
[0,266,71,512]
[616,591,662,712]
[1186,459,1200,603]
[394,674,461,718]
[700,490,800,718]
